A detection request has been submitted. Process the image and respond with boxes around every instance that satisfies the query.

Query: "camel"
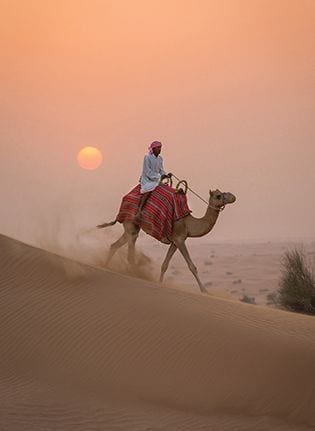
[97,189,236,293]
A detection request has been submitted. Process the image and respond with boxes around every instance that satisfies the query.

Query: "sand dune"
[1,233,315,430]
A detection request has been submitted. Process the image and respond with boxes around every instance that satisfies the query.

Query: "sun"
[77,146,103,170]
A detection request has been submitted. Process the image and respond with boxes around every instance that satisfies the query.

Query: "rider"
[135,141,171,221]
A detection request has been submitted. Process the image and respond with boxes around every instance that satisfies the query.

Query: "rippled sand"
[1,234,315,430]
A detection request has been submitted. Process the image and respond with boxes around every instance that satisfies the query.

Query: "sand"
[1,233,315,430]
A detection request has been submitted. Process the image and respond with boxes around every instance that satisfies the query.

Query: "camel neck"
[203,204,220,228]
[187,204,220,238]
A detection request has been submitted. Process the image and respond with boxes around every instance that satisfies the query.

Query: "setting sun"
[77,146,103,170]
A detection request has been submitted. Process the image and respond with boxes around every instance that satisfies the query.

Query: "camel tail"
[97,219,117,229]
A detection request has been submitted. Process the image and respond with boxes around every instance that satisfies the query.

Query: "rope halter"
[172,174,226,212]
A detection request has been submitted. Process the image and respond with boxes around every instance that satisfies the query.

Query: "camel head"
[209,189,236,210]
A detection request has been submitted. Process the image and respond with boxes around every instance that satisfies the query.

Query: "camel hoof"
[200,287,208,294]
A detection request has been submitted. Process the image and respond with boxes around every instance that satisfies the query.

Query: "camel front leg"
[175,240,207,294]
[160,242,177,283]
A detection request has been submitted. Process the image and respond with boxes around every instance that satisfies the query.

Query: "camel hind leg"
[127,231,139,267]
[105,222,140,267]
[105,232,129,265]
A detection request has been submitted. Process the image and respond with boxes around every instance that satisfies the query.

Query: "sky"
[0,0,314,250]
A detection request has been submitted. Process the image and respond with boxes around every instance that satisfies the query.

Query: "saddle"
[116,184,191,243]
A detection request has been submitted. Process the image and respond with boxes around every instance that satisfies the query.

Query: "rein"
[172,174,226,212]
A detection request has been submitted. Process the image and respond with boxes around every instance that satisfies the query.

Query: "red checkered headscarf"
[148,141,162,154]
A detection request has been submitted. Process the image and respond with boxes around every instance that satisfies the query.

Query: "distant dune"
[0,234,315,430]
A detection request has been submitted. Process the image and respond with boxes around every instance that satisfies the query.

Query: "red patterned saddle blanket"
[116,184,191,243]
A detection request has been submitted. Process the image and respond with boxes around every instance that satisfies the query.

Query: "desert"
[1,233,315,430]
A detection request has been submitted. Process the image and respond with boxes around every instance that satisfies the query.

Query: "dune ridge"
[0,233,315,430]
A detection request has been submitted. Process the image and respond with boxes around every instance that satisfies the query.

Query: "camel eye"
[216,194,222,200]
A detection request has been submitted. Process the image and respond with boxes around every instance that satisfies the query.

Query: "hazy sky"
[1,0,314,247]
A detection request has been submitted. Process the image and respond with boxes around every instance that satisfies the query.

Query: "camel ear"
[209,190,214,197]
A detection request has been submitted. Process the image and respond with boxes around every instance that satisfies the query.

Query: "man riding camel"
[135,141,172,222]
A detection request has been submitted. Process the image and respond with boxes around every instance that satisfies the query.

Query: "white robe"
[140,154,166,193]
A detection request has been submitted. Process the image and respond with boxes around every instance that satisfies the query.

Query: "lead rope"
[172,174,225,212]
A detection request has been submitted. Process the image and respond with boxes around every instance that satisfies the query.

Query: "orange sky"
[0,0,314,244]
